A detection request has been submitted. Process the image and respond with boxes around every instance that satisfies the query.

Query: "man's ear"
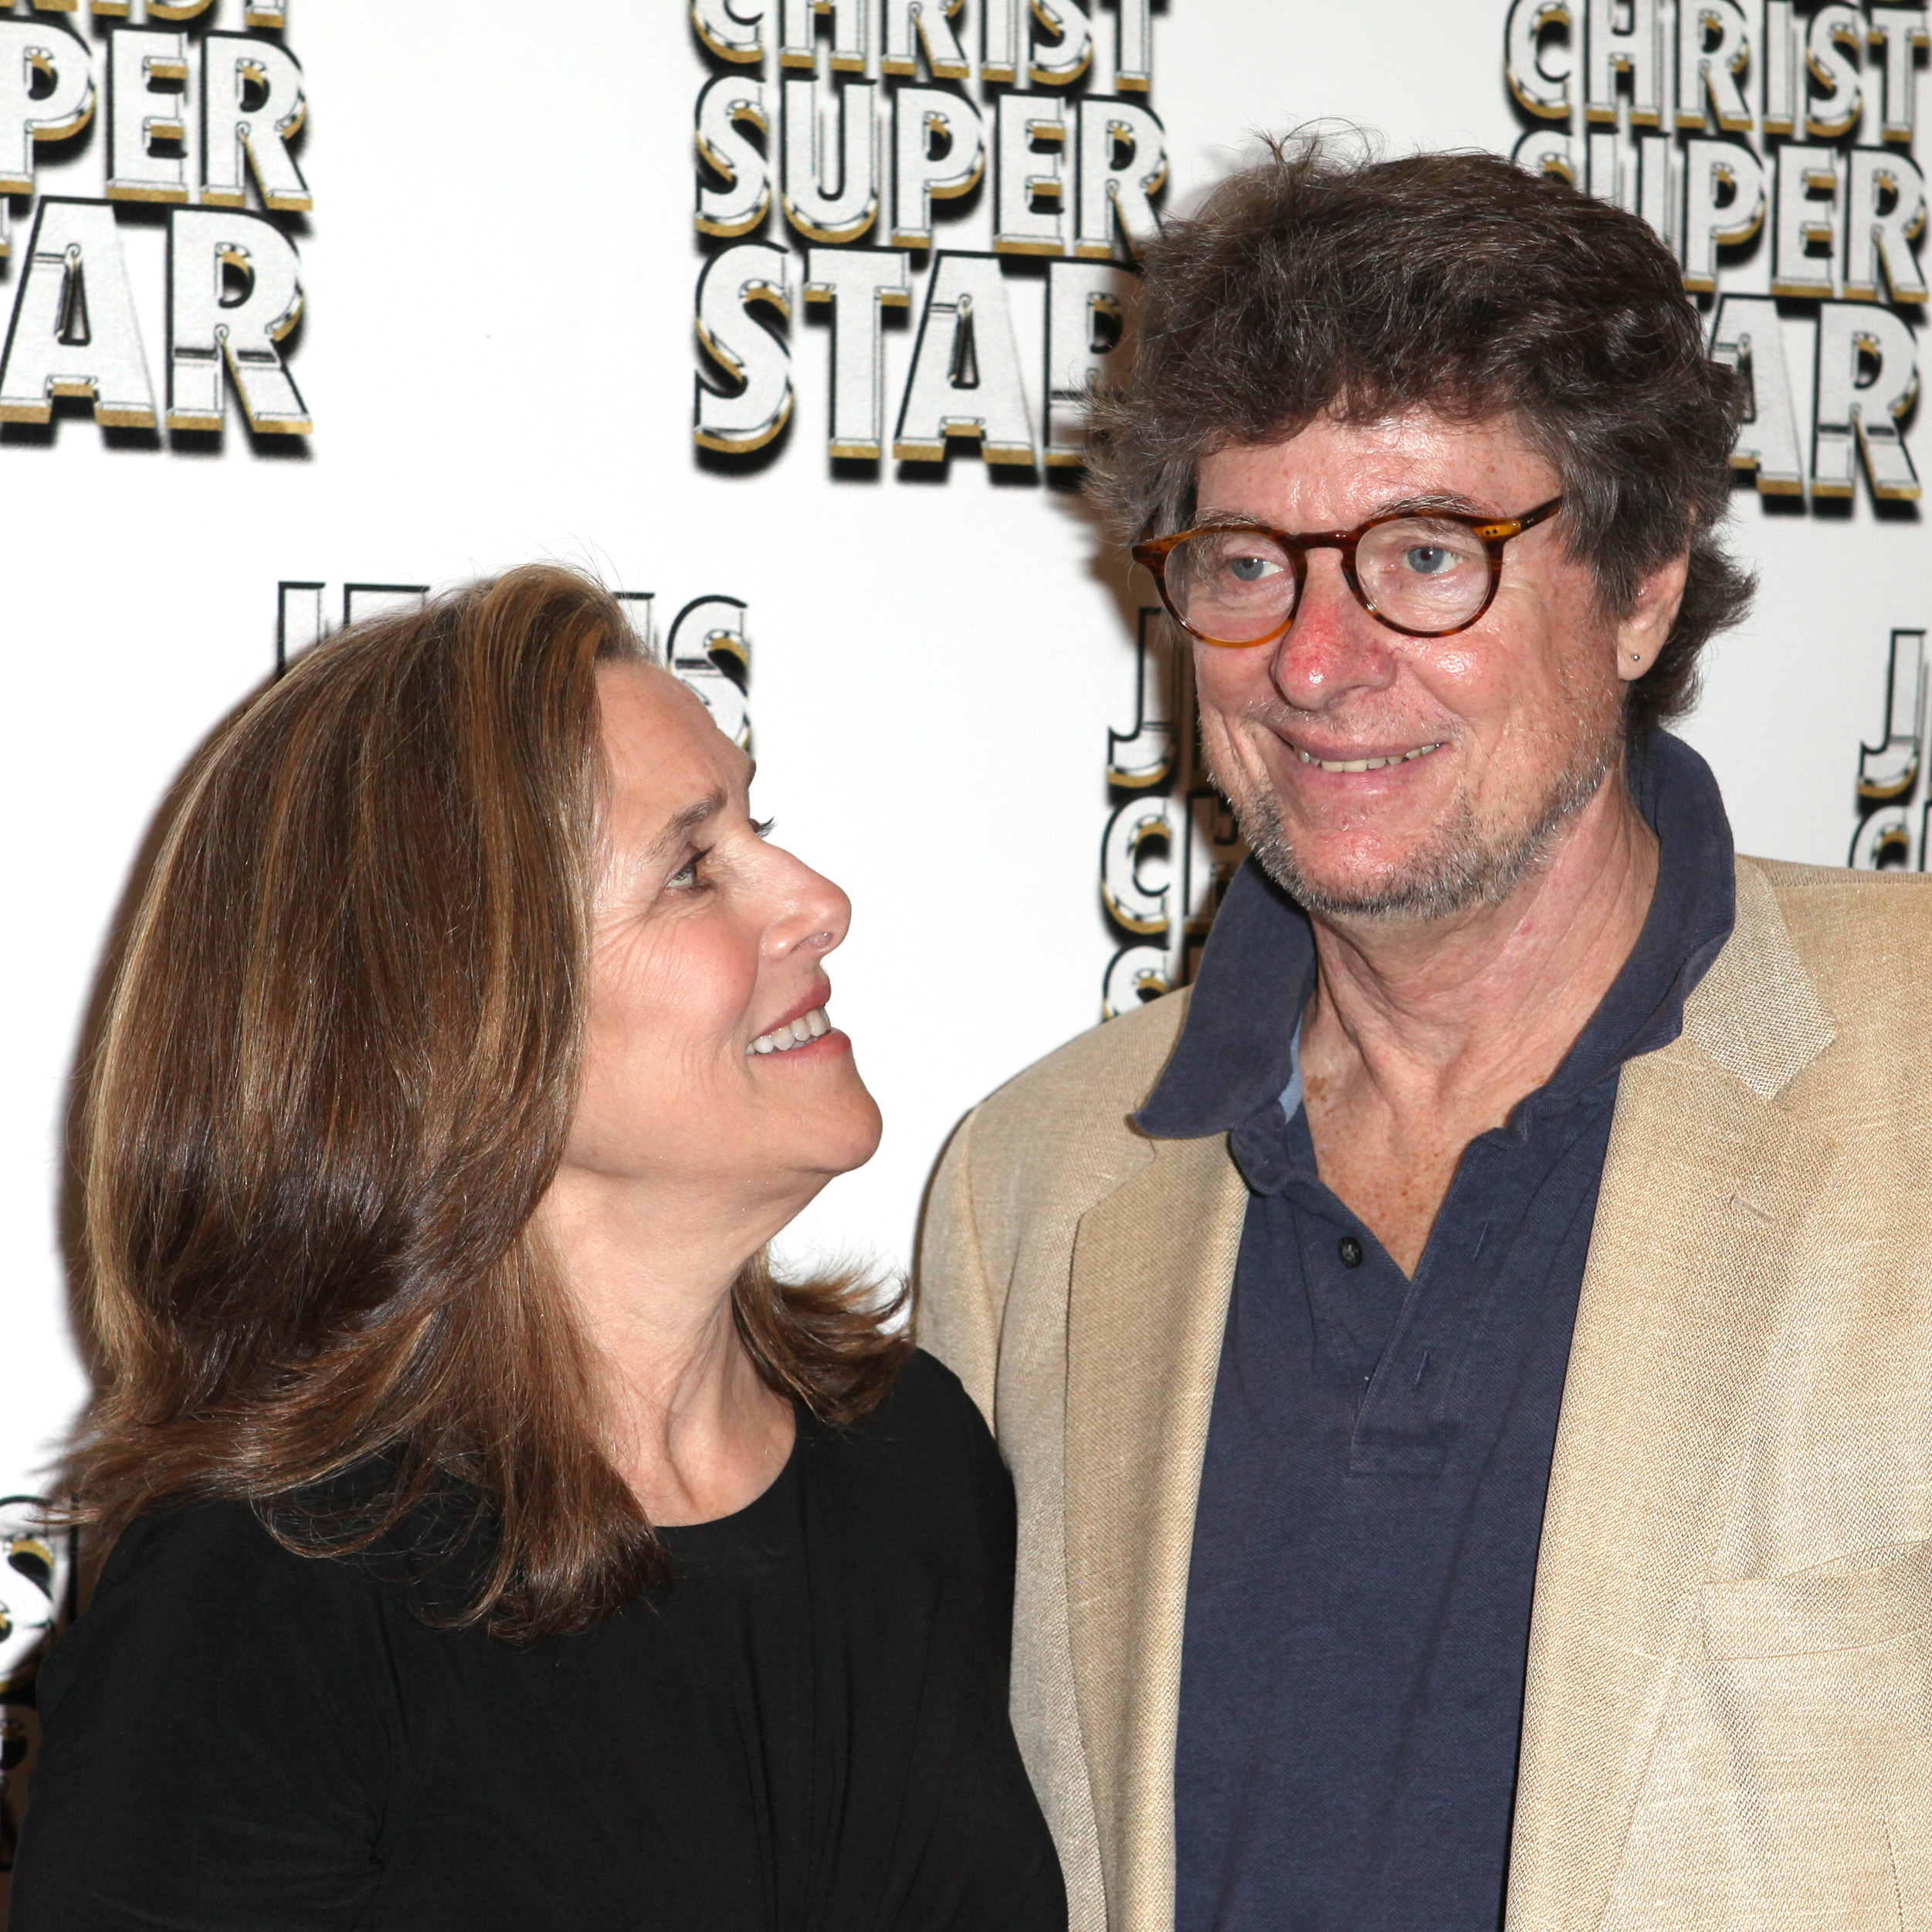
[1615,552,1690,683]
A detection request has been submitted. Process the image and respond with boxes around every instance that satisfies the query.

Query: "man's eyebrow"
[1369,492,1490,519]
[1188,491,1494,532]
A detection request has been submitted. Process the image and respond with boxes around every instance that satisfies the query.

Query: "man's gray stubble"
[1215,692,1622,925]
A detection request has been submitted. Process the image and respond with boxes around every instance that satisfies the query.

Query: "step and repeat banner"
[0,0,1921,1885]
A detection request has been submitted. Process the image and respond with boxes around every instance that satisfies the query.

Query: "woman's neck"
[537,1173,798,1526]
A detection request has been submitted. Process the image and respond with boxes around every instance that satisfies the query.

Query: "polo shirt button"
[1338,1235,1364,1269]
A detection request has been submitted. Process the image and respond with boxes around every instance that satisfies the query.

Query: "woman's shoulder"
[852,1346,988,1446]
[99,1466,477,1606]
[43,1478,471,1717]
[91,1493,399,1629]
[99,1494,348,1605]
[811,1348,1011,1523]
[32,1500,384,1739]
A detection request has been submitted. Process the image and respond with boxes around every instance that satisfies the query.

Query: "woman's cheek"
[659,920,763,1053]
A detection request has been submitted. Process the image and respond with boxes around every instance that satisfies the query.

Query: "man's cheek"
[1195,714,1255,806]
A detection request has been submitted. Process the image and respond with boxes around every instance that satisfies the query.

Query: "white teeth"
[747,1007,832,1056]
[1296,742,1443,774]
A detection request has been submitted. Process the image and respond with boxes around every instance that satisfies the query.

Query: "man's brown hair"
[70,563,906,1642]
[1086,137,1754,733]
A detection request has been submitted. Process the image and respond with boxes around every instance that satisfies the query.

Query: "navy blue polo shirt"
[1143,732,1737,1932]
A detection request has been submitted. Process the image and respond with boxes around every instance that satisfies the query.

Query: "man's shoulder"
[1745,853,1932,980]
[945,988,1195,1221]
[971,987,1191,1141]
[1750,853,1932,902]
[1726,857,1932,1100]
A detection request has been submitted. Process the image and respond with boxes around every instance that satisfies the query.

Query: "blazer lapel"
[1507,859,1839,1932]
[1064,1130,1249,1932]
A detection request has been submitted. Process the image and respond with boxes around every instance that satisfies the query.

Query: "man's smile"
[1290,741,1446,775]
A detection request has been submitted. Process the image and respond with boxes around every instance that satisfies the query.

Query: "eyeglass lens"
[1166,517,1497,642]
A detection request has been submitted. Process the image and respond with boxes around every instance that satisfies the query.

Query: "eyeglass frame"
[1130,495,1567,647]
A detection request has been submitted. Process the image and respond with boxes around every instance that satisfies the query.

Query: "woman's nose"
[770,854,852,959]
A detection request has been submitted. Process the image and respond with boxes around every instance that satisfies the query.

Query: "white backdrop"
[0,0,1924,1876]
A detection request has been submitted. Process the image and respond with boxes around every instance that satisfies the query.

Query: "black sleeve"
[8,1503,402,1931]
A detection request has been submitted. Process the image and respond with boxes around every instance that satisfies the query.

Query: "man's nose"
[1264,552,1398,710]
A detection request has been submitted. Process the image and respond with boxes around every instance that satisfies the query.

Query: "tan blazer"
[919,856,1932,1932]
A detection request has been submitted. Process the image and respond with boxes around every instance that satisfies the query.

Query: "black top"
[1141,733,1737,1932]
[9,1351,1065,1932]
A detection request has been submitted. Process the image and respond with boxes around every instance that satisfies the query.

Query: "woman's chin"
[754,1090,885,1197]
[820,1090,884,1175]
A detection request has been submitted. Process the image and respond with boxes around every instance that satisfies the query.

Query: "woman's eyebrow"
[646,791,727,860]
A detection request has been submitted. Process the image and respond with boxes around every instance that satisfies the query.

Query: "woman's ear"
[1615,551,1690,683]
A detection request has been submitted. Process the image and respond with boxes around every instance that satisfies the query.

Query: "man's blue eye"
[1404,545,1452,575]
[669,856,700,886]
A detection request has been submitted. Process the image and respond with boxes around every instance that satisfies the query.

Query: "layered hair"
[71,564,906,1642]
[1086,138,1755,733]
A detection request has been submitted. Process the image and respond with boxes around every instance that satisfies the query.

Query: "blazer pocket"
[1703,1538,1932,1659]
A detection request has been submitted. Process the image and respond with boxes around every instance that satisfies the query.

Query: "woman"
[9,566,1064,1930]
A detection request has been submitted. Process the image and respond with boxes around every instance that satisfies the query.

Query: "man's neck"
[1297,767,1659,1274]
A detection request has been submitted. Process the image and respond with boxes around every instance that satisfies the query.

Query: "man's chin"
[1243,806,1564,924]
[1264,856,1479,923]
[1239,815,1439,910]
[1266,854,1418,918]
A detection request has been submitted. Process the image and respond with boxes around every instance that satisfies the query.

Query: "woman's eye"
[669,854,701,888]
[752,817,775,839]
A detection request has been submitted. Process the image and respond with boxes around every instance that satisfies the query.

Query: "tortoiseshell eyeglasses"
[1131,497,1565,647]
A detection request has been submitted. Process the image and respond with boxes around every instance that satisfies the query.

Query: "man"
[920,141,1932,1932]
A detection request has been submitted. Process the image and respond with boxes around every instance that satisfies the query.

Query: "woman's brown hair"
[70,563,907,1642]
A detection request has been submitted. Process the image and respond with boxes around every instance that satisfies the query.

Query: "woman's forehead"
[597,663,748,829]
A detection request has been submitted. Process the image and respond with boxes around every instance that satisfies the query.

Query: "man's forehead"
[1196,410,1556,515]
